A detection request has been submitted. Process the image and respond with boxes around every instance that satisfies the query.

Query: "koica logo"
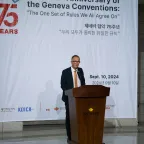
[0,3,18,34]
[18,107,33,112]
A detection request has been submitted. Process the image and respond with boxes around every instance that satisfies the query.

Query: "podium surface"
[65,85,110,144]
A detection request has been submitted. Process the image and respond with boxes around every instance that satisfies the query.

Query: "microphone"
[75,69,79,72]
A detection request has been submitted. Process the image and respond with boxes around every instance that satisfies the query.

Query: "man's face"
[71,56,80,69]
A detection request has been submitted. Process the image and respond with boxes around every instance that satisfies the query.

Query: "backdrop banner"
[0,0,138,122]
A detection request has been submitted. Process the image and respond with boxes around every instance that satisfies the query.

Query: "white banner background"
[0,0,138,122]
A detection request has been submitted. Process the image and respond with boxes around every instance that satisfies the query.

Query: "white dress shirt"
[71,67,81,88]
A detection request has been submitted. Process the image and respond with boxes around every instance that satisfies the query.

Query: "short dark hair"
[71,55,80,60]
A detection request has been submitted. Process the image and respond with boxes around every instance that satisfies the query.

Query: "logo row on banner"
[0,107,65,113]
[0,105,115,113]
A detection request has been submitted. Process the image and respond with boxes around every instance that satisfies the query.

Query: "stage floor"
[0,125,143,144]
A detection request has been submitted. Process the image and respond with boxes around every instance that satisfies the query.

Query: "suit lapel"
[77,68,82,82]
[68,67,74,88]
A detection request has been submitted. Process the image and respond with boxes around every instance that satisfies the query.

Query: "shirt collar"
[71,67,78,72]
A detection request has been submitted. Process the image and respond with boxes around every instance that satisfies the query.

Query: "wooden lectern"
[65,85,110,144]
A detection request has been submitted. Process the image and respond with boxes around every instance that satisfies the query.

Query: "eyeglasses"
[71,61,80,63]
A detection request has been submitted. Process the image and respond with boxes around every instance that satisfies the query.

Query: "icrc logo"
[0,0,19,34]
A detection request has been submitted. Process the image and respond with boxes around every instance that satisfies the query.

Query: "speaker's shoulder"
[78,67,83,71]
[62,67,71,72]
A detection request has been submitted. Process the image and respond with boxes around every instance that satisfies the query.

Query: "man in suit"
[60,55,85,143]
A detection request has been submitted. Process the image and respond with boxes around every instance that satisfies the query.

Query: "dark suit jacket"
[60,67,85,102]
